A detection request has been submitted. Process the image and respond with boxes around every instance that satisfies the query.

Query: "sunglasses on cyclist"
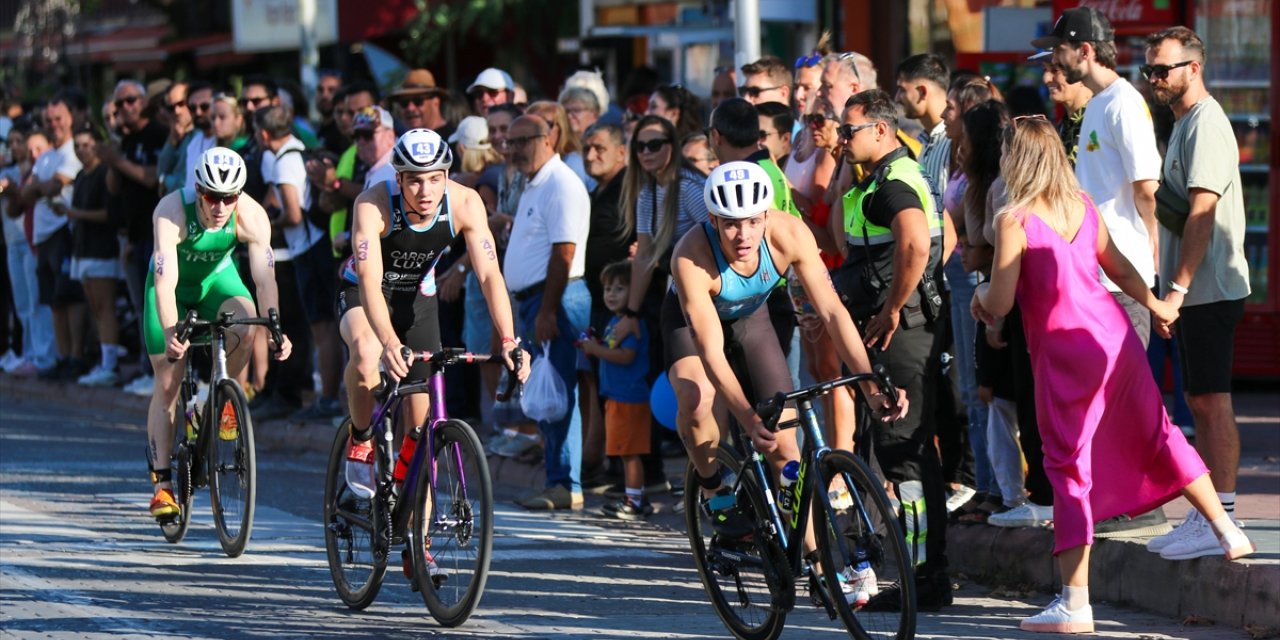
[1139,60,1194,80]
[198,189,240,206]
[795,53,823,69]
[634,138,671,154]
[113,95,141,110]
[738,85,781,99]
[837,122,879,140]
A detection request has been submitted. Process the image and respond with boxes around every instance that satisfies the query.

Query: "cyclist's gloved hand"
[870,387,909,423]
[746,415,777,454]
[270,334,293,361]
[381,340,410,380]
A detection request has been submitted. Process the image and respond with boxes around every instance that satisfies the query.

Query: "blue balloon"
[650,375,678,431]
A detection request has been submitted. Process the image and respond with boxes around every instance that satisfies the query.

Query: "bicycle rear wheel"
[814,449,915,640]
[683,447,789,640]
[412,419,493,627]
[160,382,197,544]
[323,419,386,609]
[207,380,256,557]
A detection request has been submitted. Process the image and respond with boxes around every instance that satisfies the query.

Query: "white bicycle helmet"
[392,128,453,173]
[704,161,774,219]
[194,147,247,194]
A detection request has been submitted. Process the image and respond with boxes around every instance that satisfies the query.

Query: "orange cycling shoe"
[150,487,180,519]
[219,402,238,441]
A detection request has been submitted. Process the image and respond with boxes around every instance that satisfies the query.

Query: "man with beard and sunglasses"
[1141,26,1251,562]
[143,147,293,520]
[181,82,218,192]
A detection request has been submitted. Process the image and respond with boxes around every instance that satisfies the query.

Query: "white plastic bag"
[520,341,569,422]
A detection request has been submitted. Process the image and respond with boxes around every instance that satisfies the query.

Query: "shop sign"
[232,0,338,52]
[1052,0,1181,28]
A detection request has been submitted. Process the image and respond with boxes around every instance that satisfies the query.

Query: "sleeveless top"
[783,146,819,201]
[174,188,239,285]
[703,222,783,320]
[341,182,457,300]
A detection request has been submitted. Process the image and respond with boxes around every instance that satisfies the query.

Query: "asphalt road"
[0,396,1253,639]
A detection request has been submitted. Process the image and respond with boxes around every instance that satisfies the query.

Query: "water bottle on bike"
[778,460,800,516]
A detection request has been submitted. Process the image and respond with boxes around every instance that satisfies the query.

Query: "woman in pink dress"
[972,116,1253,634]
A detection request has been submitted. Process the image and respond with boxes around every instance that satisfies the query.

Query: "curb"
[947,521,1280,630]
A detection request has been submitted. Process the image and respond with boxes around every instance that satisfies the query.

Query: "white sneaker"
[946,485,977,513]
[124,375,155,396]
[77,366,119,387]
[841,565,878,607]
[1146,510,1202,553]
[988,502,1053,528]
[3,356,30,374]
[1158,515,1255,560]
[1020,597,1094,634]
[345,437,377,499]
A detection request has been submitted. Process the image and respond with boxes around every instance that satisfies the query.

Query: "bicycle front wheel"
[207,380,256,557]
[683,447,789,640]
[412,419,493,627]
[323,418,386,609]
[815,449,915,640]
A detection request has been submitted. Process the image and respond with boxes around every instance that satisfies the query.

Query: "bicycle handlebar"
[169,308,285,362]
[756,364,900,433]
[400,346,523,401]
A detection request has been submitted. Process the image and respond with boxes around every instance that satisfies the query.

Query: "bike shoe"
[703,489,753,540]
[219,402,239,441]
[150,487,180,519]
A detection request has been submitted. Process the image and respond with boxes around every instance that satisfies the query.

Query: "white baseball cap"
[447,116,491,150]
[467,68,514,94]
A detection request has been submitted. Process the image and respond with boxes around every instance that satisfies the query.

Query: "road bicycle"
[323,347,520,627]
[159,309,284,558]
[684,367,916,640]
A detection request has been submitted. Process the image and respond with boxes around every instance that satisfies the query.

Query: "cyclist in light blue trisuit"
[667,161,906,605]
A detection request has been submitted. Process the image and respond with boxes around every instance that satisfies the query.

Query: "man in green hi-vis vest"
[833,89,953,613]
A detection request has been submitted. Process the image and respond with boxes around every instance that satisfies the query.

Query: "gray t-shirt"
[1158,96,1250,306]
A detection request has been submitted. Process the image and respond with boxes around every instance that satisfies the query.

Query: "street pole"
[299,0,320,122]
[734,0,760,70]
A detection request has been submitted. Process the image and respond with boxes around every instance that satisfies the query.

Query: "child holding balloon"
[579,261,654,520]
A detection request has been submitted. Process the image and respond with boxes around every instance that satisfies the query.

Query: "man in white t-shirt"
[181,83,218,192]
[23,95,85,379]
[1038,7,1161,349]
[503,114,591,511]
[255,105,343,420]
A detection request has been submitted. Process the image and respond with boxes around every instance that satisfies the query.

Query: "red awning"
[338,0,419,42]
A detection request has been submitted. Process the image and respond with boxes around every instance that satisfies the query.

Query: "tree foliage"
[401,0,538,67]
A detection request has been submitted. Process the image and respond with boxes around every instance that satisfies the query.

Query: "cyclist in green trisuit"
[144,147,293,520]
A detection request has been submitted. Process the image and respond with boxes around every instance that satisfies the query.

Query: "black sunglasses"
[396,95,430,108]
[238,96,269,109]
[804,113,836,129]
[167,100,187,112]
[353,129,376,142]
[505,133,545,148]
[191,102,213,114]
[837,122,879,139]
[738,85,781,99]
[795,53,823,69]
[634,138,671,153]
[113,95,141,109]
[1139,60,1194,80]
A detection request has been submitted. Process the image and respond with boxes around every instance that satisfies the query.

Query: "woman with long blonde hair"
[972,117,1252,634]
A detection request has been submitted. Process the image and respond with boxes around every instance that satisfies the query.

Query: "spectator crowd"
[0,8,1253,622]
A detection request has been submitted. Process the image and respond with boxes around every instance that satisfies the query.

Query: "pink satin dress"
[1012,198,1207,554]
